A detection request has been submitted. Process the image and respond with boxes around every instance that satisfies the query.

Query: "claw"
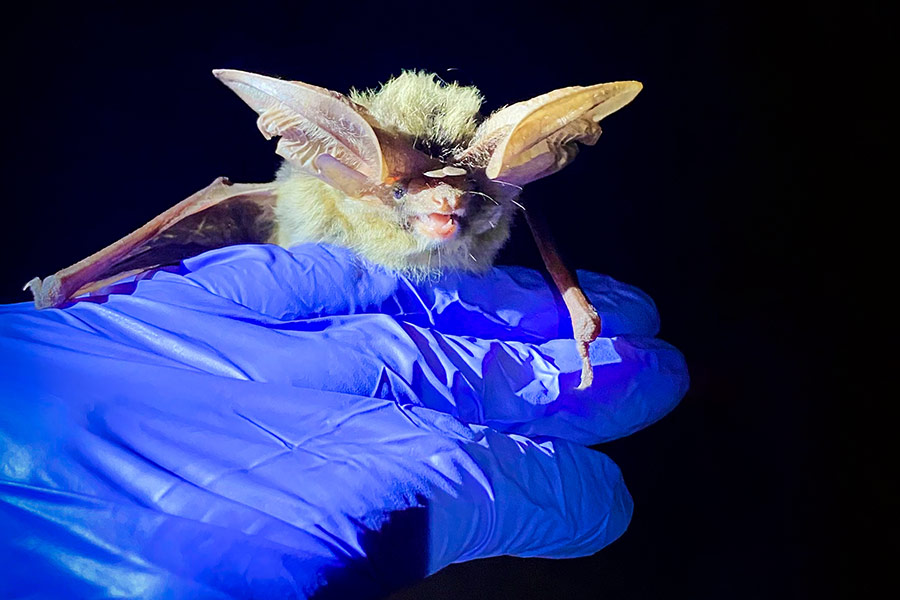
[525,208,601,389]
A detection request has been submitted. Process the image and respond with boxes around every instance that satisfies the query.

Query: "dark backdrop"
[1,1,882,598]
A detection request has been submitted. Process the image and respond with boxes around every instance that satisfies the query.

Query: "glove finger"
[178,245,662,341]
[388,266,660,343]
[68,243,402,323]
[381,325,689,445]
[78,243,659,343]
[183,244,405,320]
[423,426,633,570]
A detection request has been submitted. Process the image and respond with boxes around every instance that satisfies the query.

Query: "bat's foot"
[23,276,62,309]
[572,303,601,390]
[575,341,594,390]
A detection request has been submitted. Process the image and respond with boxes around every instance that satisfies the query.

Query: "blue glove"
[0,243,688,599]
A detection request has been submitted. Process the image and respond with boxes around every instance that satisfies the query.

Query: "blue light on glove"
[0,243,688,599]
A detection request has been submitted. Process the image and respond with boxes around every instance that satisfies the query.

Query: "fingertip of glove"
[576,270,661,336]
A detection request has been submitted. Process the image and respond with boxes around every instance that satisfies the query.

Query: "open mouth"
[412,212,459,241]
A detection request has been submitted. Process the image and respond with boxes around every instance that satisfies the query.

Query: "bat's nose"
[430,192,462,212]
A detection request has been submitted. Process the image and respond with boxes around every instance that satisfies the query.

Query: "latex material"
[0,244,688,599]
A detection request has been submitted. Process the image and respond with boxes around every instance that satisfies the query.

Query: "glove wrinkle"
[1,243,687,599]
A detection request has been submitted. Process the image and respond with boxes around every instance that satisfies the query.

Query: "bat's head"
[213,69,641,276]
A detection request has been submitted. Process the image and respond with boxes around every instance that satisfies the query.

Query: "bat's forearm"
[525,208,601,389]
[27,179,277,309]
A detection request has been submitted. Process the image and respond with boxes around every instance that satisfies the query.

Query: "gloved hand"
[0,243,688,599]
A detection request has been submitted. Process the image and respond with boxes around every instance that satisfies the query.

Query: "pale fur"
[274,164,514,278]
[350,71,483,153]
[274,167,422,270]
[274,72,518,279]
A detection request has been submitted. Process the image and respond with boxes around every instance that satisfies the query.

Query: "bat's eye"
[392,184,406,200]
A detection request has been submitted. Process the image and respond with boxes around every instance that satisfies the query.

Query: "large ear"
[213,69,389,191]
[458,81,642,185]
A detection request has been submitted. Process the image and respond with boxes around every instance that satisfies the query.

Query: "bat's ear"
[460,81,642,185]
[213,69,389,189]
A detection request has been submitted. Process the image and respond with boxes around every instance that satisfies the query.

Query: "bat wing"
[25,177,278,309]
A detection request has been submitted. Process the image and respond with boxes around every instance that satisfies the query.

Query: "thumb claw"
[23,277,41,293]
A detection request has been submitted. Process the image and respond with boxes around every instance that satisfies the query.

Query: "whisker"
[489,220,495,229]
[468,190,499,206]
[469,253,478,263]
[494,180,524,191]
[510,199,526,211]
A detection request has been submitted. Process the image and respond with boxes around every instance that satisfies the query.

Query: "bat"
[24,69,642,388]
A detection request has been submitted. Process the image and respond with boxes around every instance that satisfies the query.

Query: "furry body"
[271,72,519,277]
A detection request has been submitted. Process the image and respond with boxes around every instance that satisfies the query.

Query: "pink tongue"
[420,213,457,239]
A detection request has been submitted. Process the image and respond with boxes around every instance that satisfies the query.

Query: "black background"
[0,1,884,598]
